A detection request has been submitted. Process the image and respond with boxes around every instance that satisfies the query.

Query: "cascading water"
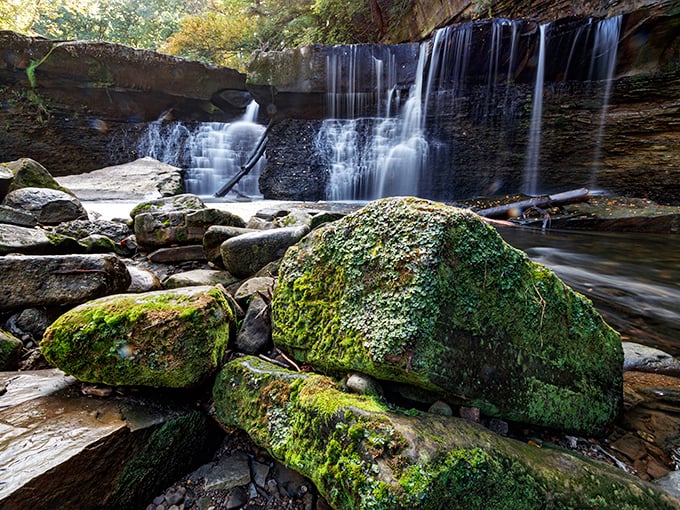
[589,15,622,189]
[138,101,266,197]
[523,23,548,196]
[184,101,266,197]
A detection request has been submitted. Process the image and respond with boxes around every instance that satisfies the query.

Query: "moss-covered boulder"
[272,197,623,434]
[213,357,679,510]
[2,158,70,194]
[41,285,234,387]
[0,328,23,370]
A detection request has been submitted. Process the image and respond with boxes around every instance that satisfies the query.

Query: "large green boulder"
[272,197,623,434]
[41,285,234,387]
[213,357,679,510]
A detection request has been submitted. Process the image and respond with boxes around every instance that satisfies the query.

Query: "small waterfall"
[589,15,622,189]
[523,23,548,196]
[136,121,191,168]
[184,101,266,197]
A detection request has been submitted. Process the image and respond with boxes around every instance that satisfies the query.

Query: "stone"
[130,194,206,219]
[251,461,270,488]
[0,369,220,509]
[0,254,130,311]
[234,294,271,355]
[51,219,132,243]
[2,158,67,193]
[203,452,251,492]
[226,487,247,509]
[0,328,23,370]
[428,400,453,417]
[3,187,87,225]
[213,357,680,510]
[41,286,234,388]
[147,245,206,264]
[0,224,80,255]
[163,269,239,289]
[272,197,623,434]
[345,372,382,397]
[233,277,275,306]
[126,265,163,293]
[0,204,37,227]
[56,158,184,200]
[623,342,680,377]
[78,234,117,253]
[203,225,257,266]
[5,308,54,342]
[655,471,680,500]
[0,164,12,200]
[459,406,481,422]
[273,209,313,228]
[221,226,310,278]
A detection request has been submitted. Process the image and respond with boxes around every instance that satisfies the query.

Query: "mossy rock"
[0,328,23,370]
[272,197,623,434]
[41,285,234,387]
[213,357,679,510]
[3,158,71,194]
[129,193,206,219]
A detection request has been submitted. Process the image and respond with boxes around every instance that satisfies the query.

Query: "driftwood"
[476,188,590,219]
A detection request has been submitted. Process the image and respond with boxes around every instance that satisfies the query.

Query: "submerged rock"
[41,285,234,387]
[272,197,623,434]
[213,357,678,510]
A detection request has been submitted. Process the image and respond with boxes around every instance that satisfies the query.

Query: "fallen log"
[476,188,590,219]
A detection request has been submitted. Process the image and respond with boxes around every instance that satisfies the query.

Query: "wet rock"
[234,294,271,355]
[203,225,257,266]
[3,187,87,225]
[0,254,130,310]
[233,276,275,306]
[214,357,679,510]
[5,307,54,342]
[126,265,163,293]
[41,285,234,388]
[0,328,22,370]
[51,218,132,243]
[0,369,221,510]
[251,461,270,488]
[221,226,309,278]
[0,224,81,255]
[623,342,680,377]
[272,197,623,434]
[78,233,117,253]
[204,452,251,492]
[0,204,37,227]
[163,269,239,289]
[56,158,184,200]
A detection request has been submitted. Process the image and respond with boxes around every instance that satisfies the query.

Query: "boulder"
[234,294,272,354]
[0,224,80,255]
[623,342,680,377]
[2,158,67,193]
[213,357,679,510]
[147,245,206,263]
[78,234,117,254]
[41,286,234,388]
[125,265,162,293]
[3,187,87,225]
[163,269,239,289]
[55,158,184,200]
[0,369,221,509]
[0,328,22,370]
[272,197,623,434]
[233,276,275,306]
[5,308,55,343]
[220,226,310,278]
[0,254,130,310]
[129,194,206,219]
[203,225,258,266]
[51,219,132,243]
[0,165,13,200]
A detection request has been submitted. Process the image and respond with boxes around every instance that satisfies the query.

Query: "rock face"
[0,254,130,310]
[41,286,234,388]
[213,356,679,510]
[0,369,220,510]
[272,197,623,434]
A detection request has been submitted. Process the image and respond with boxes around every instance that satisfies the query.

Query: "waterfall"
[589,15,622,189]
[523,23,548,196]
[138,101,266,198]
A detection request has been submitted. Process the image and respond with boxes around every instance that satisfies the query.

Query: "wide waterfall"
[138,101,266,198]
[315,16,623,201]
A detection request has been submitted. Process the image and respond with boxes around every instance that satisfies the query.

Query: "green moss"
[41,287,234,387]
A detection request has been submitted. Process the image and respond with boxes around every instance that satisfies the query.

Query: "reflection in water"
[498,227,680,356]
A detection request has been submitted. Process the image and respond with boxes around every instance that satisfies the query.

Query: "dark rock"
[0,254,130,310]
[3,187,87,225]
[226,486,248,509]
[147,245,206,264]
[0,369,221,510]
[41,286,234,388]
[428,400,453,417]
[234,294,271,355]
[0,204,38,227]
[203,225,257,266]
[130,194,206,219]
[51,218,132,243]
[0,328,22,370]
[623,342,680,377]
[203,452,251,492]
[5,307,54,342]
[221,226,309,278]
[0,165,14,201]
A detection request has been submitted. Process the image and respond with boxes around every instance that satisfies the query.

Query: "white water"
[523,23,548,196]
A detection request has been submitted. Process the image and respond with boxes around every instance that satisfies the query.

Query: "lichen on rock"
[41,285,234,387]
[272,197,623,434]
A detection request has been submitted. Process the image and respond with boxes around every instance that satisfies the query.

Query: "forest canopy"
[0,0,410,69]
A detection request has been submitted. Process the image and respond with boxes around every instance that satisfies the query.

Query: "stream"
[498,226,680,356]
